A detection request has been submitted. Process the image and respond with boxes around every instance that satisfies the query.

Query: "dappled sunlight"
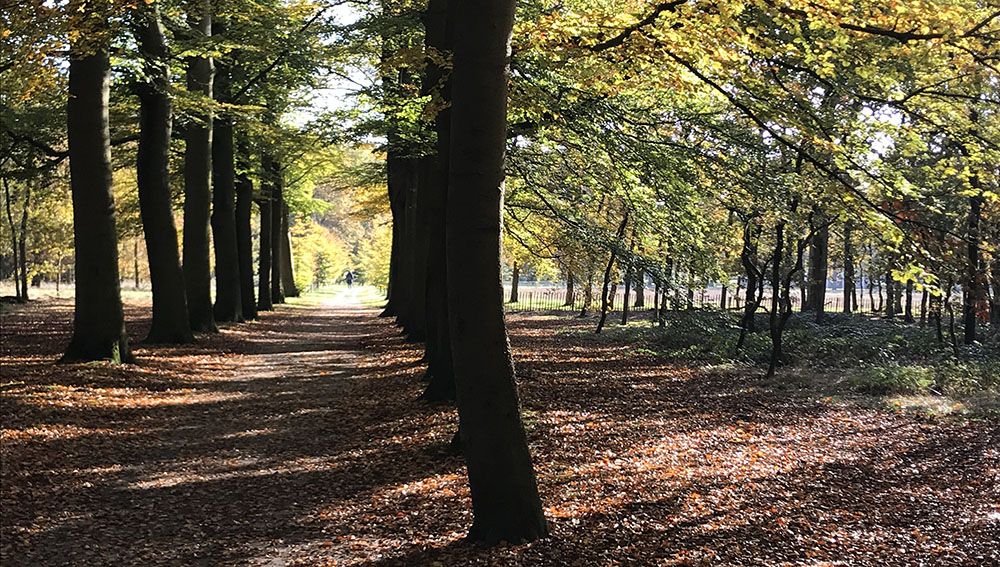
[2,299,997,565]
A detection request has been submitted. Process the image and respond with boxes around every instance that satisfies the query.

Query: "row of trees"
[4,0,998,546]
[362,0,997,539]
[5,0,550,544]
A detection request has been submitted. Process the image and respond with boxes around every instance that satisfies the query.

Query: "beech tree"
[445,0,548,543]
[132,1,193,344]
[61,0,131,363]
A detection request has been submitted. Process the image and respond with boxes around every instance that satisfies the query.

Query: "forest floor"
[2,288,998,566]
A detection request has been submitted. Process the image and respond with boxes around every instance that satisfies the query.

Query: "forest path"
[1,295,458,566]
[2,297,999,565]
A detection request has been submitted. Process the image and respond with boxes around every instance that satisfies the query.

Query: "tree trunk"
[256,158,273,311]
[235,170,257,319]
[2,178,22,300]
[634,269,644,308]
[920,288,928,327]
[843,221,854,314]
[904,280,914,323]
[564,270,574,306]
[737,224,760,349]
[182,0,216,332]
[806,217,829,320]
[964,193,982,344]
[270,167,285,304]
[210,41,243,323]
[16,181,29,299]
[509,261,519,303]
[767,222,786,377]
[280,203,299,297]
[991,255,1000,327]
[446,0,547,542]
[419,0,455,402]
[61,30,132,363]
[596,212,628,334]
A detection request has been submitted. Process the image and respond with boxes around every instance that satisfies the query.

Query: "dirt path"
[2,297,999,565]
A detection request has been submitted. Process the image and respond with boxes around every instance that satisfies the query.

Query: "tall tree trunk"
[767,222,786,377]
[446,0,547,542]
[2,178,21,300]
[182,0,216,332]
[16,182,29,299]
[235,170,257,319]
[736,223,760,350]
[964,193,982,344]
[280,203,299,297]
[61,23,132,363]
[210,38,243,323]
[270,167,285,304]
[419,0,455,402]
[806,217,829,320]
[843,221,854,314]
[621,233,635,324]
[509,261,519,303]
[256,158,274,311]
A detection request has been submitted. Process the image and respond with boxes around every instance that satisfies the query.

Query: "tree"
[182,0,217,332]
[60,0,131,363]
[445,0,548,543]
[132,1,193,344]
[210,17,243,323]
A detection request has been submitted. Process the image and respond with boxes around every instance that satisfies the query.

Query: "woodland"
[1,0,999,564]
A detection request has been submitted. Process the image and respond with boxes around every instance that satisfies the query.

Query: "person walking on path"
[345,270,355,288]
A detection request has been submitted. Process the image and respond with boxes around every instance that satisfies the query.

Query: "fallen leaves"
[1,300,998,565]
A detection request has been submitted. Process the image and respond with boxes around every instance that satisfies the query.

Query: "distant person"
[345,270,355,288]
